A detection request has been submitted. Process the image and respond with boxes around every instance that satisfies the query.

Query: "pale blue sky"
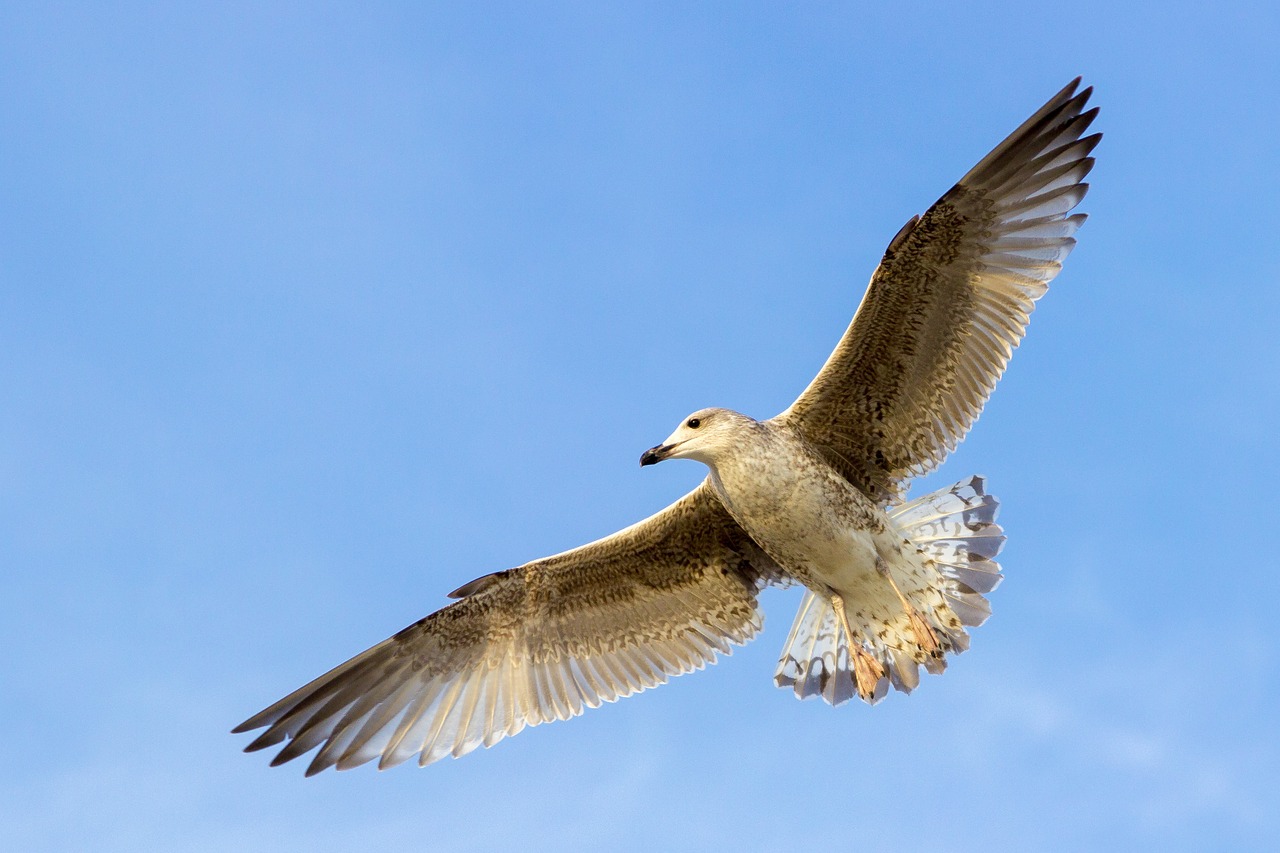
[3,3,1278,851]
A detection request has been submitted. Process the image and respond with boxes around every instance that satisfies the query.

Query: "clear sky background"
[3,3,1278,851]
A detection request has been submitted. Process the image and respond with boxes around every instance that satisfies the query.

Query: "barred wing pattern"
[234,482,778,774]
[781,78,1098,502]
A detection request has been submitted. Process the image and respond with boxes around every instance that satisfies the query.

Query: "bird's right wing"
[234,481,779,774]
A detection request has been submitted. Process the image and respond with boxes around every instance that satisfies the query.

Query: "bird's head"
[640,407,753,468]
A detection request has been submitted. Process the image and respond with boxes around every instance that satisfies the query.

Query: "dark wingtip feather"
[1049,76,1082,104]
[1075,106,1100,134]
[245,728,287,753]
[1070,132,1103,163]
[304,754,334,777]
[960,80,1097,190]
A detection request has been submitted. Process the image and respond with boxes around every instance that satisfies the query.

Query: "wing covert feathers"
[781,78,1098,501]
[234,483,777,774]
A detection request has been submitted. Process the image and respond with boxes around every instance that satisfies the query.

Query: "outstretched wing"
[780,78,1099,502]
[234,482,779,774]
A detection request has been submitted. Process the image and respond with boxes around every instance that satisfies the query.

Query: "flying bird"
[236,78,1099,774]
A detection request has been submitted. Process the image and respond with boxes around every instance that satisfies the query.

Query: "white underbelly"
[711,462,900,594]
[802,526,881,592]
[758,503,928,605]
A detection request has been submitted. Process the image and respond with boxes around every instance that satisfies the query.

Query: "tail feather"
[888,648,920,692]
[773,592,886,705]
[772,592,832,699]
[943,589,994,627]
[773,475,1005,705]
[890,475,1005,598]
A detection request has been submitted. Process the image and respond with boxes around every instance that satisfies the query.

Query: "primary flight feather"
[235,78,1099,774]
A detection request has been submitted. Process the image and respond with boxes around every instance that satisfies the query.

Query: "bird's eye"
[686,417,701,429]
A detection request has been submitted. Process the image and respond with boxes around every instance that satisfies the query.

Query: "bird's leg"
[875,557,941,656]
[830,593,884,701]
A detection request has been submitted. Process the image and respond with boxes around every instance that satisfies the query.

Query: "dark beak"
[640,444,673,467]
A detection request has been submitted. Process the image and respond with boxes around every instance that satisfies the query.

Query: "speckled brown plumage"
[235,483,780,774]
[236,78,1097,773]
[782,80,1099,502]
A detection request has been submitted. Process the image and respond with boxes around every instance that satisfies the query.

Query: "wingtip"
[230,715,262,735]
[1051,76,1085,107]
[303,751,336,775]
[244,727,288,753]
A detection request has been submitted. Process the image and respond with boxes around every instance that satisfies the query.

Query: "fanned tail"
[772,592,889,706]
[773,475,1004,705]
[890,474,1004,628]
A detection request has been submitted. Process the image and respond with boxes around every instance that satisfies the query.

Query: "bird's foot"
[832,593,887,702]
[908,609,941,657]
[876,557,942,657]
[851,645,886,701]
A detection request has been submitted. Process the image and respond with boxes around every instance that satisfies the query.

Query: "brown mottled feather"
[234,482,779,773]
[237,79,1098,774]
[780,78,1098,501]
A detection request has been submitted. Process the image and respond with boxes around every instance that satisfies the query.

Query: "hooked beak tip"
[639,444,670,467]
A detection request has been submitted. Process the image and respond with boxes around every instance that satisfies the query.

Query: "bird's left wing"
[779,78,1099,502]
[234,481,778,774]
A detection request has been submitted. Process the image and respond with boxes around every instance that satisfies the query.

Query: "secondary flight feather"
[235,78,1099,774]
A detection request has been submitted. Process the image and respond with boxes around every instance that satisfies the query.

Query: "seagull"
[235,78,1099,774]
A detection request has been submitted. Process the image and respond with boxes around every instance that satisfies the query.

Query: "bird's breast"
[709,444,886,592]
